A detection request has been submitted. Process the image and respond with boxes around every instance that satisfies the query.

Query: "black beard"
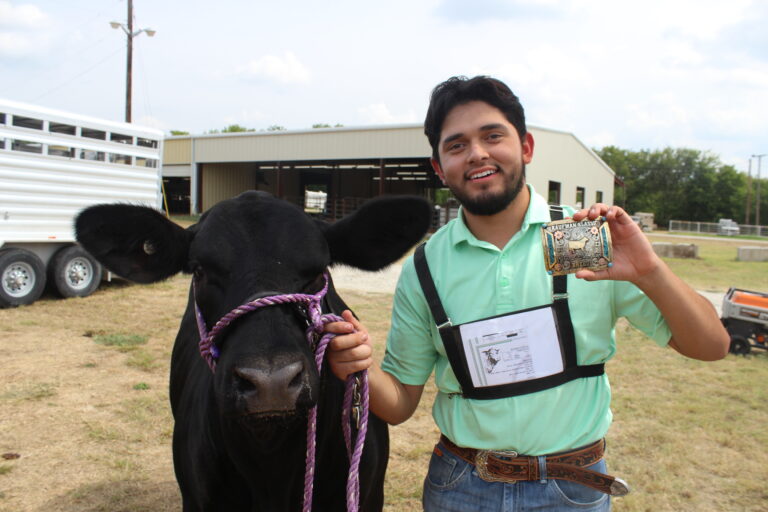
[453,164,526,216]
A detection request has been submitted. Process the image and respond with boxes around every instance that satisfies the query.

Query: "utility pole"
[753,154,766,233]
[125,0,133,123]
[745,157,752,225]
[110,0,155,123]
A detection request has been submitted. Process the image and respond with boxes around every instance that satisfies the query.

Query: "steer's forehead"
[191,193,329,273]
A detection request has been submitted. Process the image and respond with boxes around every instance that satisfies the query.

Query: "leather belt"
[438,435,629,496]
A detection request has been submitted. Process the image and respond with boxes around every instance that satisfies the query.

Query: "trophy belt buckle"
[541,217,613,276]
[474,449,523,484]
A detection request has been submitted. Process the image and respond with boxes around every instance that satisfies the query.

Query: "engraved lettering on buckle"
[474,450,519,484]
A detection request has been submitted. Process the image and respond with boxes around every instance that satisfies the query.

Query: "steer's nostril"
[232,361,308,414]
[288,370,303,390]
[234,370,258,394]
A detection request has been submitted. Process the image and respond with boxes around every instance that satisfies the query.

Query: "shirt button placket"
[498,252,514,308]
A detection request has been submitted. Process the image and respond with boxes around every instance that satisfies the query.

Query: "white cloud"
[238,51,311,84]
[0,1,48,28]
[582,131,617,149]
[222,109,266,128]
[357,103,418,124]
[0,0,51,57]
[134,115,167,132]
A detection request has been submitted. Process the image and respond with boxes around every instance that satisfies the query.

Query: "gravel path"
[330,263,403,295]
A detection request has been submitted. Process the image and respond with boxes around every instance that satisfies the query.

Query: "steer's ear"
[75,204,192,283]
[324,196,432,271]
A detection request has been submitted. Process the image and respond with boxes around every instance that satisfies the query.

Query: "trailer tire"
[0,248,47,308]
[729,335,751,355]
[49,245,103,298]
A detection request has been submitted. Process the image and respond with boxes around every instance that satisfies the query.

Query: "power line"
[31,47,123,103]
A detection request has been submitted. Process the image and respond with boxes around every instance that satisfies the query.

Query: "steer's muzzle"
[233,359,315,416]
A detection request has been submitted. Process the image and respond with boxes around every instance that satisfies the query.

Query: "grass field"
[0,234,766,511]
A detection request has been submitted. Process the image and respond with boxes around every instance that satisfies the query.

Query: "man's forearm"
[634,261,729,361]
[367,365,424,425]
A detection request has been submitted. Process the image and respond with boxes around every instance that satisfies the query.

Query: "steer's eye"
[192,266,204,281]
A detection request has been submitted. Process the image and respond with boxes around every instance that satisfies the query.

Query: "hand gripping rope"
[193,272,369,512]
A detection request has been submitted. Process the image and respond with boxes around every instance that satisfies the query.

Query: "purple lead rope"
[194,273,368,512]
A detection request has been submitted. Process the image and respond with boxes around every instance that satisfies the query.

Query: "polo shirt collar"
[449,184,552,248]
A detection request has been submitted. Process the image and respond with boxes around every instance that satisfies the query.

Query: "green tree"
[597,146,747,227]
[206,124,255,134]
[169,130,189,136]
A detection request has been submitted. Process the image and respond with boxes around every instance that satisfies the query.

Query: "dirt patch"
[0,269,433,512]
[0,278,184,512]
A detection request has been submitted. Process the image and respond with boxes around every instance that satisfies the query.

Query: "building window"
[49,122,77,135]
[575,187,585,209]
[596,190,603,203]
[111,132,133,145]
[48,145,75,158]
[81,149,105,161]
[137,137,158,148]
[12,115,44,130]
[82,128,106,140]
[0,113,6,124]
[548,181,561,205]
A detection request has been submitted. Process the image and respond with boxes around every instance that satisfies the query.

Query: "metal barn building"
[161,124,616,219]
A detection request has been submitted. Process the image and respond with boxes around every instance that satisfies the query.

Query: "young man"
[326,76,729,511]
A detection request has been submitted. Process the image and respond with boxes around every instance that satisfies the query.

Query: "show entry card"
[458,307,564,388]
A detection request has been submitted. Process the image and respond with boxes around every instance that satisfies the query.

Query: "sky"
[2,0,767,172]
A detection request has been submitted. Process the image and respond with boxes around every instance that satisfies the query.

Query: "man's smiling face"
[432,100,534,216]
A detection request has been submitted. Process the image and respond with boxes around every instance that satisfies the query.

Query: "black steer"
[75,191,432,511]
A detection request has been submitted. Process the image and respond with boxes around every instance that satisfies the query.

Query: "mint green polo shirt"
[381,185,671,455]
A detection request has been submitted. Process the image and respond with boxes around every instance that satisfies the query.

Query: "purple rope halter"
[193,272,369,512]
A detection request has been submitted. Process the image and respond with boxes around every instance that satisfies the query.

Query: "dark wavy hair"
[424,76,527,161]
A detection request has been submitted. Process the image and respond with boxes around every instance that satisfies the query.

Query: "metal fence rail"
[669,220,768,238]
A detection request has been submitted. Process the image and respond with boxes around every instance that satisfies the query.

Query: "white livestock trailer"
[0,98,164,307]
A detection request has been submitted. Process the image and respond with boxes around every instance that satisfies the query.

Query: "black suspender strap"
[414,243,477,394]
[412,205,604,400]
[414,243,451,331]
[549,206,578,368]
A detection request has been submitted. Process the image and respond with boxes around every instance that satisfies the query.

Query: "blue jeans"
[423,440,611,511]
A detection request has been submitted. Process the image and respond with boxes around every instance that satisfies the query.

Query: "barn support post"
[194,163,203,214]
[378,159,386,196]
[277,162,283,199]
[332,165,340,221]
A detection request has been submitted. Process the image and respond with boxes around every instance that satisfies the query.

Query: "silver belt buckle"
[474,450,519,484]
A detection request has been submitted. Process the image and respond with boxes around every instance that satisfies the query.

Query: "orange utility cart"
[721,288,768,355]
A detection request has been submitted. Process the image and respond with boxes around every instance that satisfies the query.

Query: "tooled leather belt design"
[438,435,629,496]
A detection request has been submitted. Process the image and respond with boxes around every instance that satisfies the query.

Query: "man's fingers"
[329,340,372,361]
[572,203,608,221]
[330,359,373,380]
[342,310,366,332]
[324,320,355,334]
[329,331,368,351]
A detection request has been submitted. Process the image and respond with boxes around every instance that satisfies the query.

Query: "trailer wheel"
[49,245,103,298]
[729,335,751,355]
[0,249,47,308]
